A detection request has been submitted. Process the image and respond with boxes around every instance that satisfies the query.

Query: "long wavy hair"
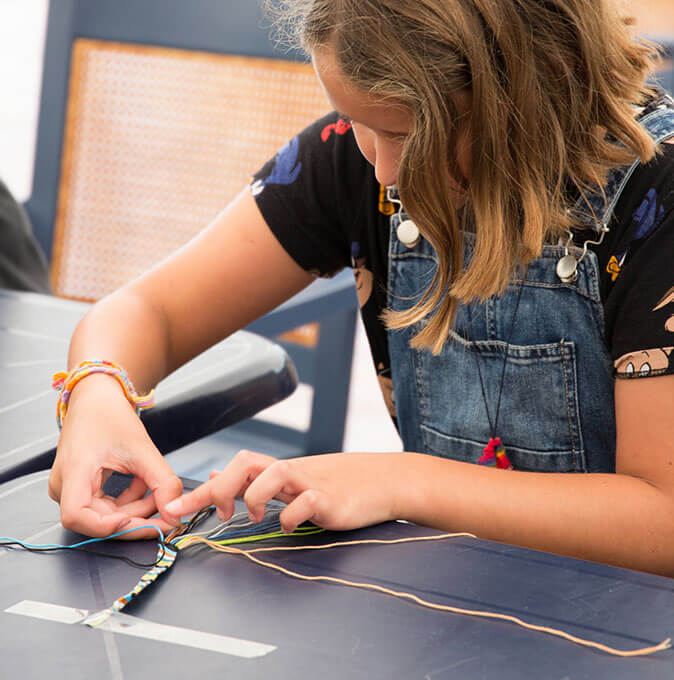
[271,0,660,354]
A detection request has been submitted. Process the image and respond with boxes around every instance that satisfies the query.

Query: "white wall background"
[0,0,48,201]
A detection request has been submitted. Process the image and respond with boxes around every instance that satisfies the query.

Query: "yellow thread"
[174,526,324,549]
[178,533,671,657]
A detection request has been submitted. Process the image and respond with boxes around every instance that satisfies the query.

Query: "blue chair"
[23,0,358,470]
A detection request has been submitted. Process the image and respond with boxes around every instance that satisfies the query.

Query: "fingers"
[58,455,168,538]
[89,492,158,520]
[108,516,175,541]
[163,451,345,534]
[279,489,327,533]
[164,480,219,519]
[48,466,63,503]
[57,458,126,537]
[60,488,172,540]
[130,452,183,526]
[115,476,148,505]
[60,500,131,538]
[242,459,304,522]
[165,450,275,519]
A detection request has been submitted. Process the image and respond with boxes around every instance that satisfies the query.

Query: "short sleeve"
[250,112,370,277]
[606,145,674,378]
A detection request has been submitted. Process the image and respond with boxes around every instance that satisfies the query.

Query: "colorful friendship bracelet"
[52,359,155,429]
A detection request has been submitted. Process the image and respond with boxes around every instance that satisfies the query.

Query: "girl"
[50,0,674,576]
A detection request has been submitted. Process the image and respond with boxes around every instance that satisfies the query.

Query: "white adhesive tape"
[5,600,276,658]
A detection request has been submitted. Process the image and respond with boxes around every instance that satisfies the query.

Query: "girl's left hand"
[164,450,404,532]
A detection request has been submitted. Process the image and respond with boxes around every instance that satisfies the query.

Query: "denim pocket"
[416,330,587,472]
[387,224,614,472]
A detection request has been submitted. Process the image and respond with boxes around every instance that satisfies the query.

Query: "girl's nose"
[373,138,400,187]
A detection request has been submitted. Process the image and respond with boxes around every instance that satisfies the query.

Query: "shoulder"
[293,111,361,160]
[607,140,674,379]
[610,140,674,245]
[248,112,377,277]
[624,139,674,204]
[251,111,369,197]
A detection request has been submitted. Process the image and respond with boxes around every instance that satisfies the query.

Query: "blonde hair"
[271,0,660,354]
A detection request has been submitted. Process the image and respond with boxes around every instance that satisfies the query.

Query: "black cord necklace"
[465,271,527,470]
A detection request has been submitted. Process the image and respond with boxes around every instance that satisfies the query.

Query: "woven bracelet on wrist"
[52,359,155,430]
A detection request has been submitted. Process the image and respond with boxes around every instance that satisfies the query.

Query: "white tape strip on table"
[5,600,276,658]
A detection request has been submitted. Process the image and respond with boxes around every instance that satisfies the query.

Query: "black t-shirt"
[252,111,674,401]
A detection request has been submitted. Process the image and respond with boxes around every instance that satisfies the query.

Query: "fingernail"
[248,510,256,522]
[216,508,225,521]
[165,499,181,514]
[116,518,131,531]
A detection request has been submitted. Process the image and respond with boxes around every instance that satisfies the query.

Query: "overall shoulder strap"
[572,93,674,231]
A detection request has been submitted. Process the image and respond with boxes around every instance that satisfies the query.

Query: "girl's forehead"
[312,44,472,133]
[312,45,413,133]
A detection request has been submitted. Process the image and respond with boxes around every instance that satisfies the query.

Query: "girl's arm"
[168,374,674,576]
[397,374,674,575]
[49,189,314,537]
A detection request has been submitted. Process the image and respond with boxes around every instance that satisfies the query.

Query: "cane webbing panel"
[51,39,331,301]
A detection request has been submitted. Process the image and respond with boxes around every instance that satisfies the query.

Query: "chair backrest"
[24,0,359,457]
[25,0,331,300]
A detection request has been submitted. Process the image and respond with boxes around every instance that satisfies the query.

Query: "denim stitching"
[487,297,496,340]
[560,341,577,471]
[513,279,599,303]
[389,252,437,261]
[568,340,586,471]
[419,423,581,458]
[446,328,577,354]
[416,346,430,451]
[580,251,610,348]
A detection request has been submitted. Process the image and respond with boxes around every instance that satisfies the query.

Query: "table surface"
[0,289,296,483]
[0,470,672,679]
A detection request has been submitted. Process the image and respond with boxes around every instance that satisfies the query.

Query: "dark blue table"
[0,289,296,483]
[0,470,672,679]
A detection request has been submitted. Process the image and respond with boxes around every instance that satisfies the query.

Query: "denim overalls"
[387,97,674,473]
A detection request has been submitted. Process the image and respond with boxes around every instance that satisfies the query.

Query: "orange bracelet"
[52,359,154,429]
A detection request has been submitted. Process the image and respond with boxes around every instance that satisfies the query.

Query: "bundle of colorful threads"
[84,542,178,628]
[1,506,669,656]
[84,503,323,628]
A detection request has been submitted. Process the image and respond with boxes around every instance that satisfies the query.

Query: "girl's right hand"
[164,449,405,533]
[48,374,183,538]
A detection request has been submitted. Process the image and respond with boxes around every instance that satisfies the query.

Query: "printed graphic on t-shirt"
[614,284,674,377]
[378,184,395,216]
[250,137,302,197]
[321,118,352,142]
[656,286,674,333]
[606,187,665,281]
[351,241,373,307]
